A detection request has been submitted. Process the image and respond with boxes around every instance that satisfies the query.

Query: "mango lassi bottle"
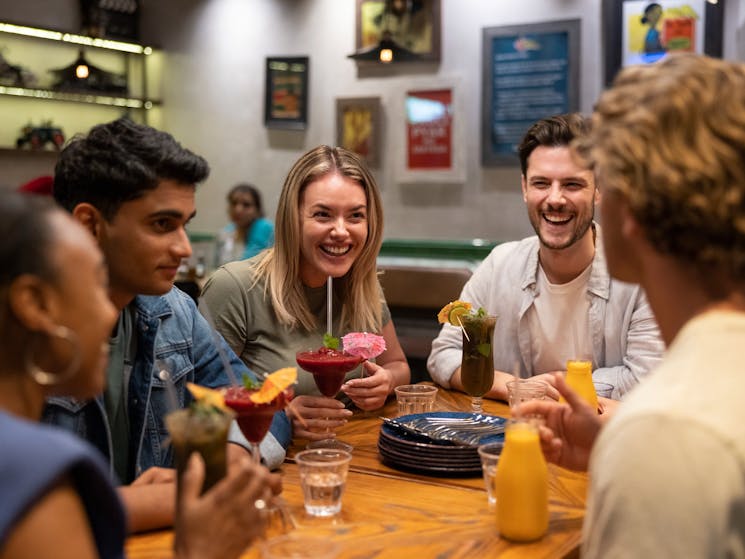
[494,420,549,542]
[560,360,598,411]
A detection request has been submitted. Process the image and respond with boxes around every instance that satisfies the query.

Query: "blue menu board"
[482,20,579,166]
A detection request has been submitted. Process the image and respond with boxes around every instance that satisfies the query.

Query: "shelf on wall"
[0,85,160,109]
[0,22,153,54]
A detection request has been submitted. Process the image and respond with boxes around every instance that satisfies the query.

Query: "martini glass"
[296,348,363,434]
[223,385,293,462]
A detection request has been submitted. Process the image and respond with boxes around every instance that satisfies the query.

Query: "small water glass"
[506,379,548,411]
[477,441,504,507]
[394,384,438,416]
[295,449,352,517]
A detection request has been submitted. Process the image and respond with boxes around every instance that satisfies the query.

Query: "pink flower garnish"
[341,332,386,360]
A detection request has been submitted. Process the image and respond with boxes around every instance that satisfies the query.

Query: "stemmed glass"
[459,314,497,413]
[296,348,363,434]
[223,385,293,463]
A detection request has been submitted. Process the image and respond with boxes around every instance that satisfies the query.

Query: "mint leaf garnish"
[323,332,340,350]
[476,342,491,357]
[242,373,260,390]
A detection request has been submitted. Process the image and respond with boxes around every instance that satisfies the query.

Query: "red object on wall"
[406,88,452,170]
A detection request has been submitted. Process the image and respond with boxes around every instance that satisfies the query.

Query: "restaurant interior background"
[1,0,744,245]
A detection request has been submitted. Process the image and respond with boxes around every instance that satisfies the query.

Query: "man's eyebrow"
[148,209,197,220]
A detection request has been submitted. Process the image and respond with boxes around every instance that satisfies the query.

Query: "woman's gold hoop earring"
[25,325,82,386]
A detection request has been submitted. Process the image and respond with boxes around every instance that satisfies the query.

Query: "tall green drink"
[460,314,497,413]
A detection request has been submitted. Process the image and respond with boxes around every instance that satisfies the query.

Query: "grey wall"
[3,0,744,243]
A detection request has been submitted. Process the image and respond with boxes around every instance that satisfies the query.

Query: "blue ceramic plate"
[381,411,506,447]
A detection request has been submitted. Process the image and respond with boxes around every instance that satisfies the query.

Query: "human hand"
[174,454,274,559]
[597,396,620,420]
[288,394,352,440]
[340,361,393,410]
[529,372,561,400]
[131,466,176,485]
[515,373,603,472]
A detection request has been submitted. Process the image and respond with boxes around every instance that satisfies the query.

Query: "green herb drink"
[460,313,497,412]
[165,384,235,499]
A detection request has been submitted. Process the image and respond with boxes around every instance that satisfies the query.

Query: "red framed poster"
[406,88,452,170]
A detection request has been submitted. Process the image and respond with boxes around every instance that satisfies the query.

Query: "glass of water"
[477,441,504,508]
[295,449,352,517]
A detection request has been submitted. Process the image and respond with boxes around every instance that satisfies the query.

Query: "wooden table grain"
[126,388,587,559]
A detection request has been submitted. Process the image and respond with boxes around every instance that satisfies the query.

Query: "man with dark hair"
[45,117,288,533]
[428,113,663,402]
[519,53,745,557]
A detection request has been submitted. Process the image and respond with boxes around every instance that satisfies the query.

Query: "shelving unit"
[0,21,162,151]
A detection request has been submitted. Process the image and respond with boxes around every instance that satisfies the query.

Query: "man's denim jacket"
[43,288,290,481]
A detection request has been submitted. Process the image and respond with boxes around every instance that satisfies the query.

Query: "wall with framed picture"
[602,0,724,86]
[355,0,441,62]
[481,19,581,166]
[395,78,465,183]
[264,56,309,130]
[336,96,382,167]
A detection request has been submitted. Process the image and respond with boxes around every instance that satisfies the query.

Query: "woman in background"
[218,183,275,264]
[0,192,274,559]
[201,146,410,441]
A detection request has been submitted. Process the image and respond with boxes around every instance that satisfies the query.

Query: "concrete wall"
[2,0,743,243]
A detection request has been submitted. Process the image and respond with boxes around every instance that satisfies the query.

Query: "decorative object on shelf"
[16,122,65,150]
[0,51,36,87]
[481,19,580,166]
[336,97,382,167]
[602,0,724,86]
[264,56,309,130]
[49,49,128,94]
[351,0,441,64]
[80,0,140,41]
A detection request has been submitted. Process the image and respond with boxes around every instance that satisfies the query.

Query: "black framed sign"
[481,19,580,166]
[602,0,724,86]
[264,56,309,130]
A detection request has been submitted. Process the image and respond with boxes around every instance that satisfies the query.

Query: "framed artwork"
[602,0,724,86]
[355,0,441,63]
[395,79,465,183]
[264,56,309,130]
[481,19,580,166]
[336,97,382,167]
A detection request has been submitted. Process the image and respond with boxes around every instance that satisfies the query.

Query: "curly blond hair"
[581,54,745,280]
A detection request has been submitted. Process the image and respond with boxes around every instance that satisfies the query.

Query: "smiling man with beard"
[428,113,664,403]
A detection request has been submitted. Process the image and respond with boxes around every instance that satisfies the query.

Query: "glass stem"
[250,442,262,464]
[471,396,484,413]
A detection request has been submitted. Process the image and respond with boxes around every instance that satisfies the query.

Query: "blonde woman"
[201,146,410,440]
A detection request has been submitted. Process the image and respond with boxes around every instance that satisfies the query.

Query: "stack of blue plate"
[377,412,506,477]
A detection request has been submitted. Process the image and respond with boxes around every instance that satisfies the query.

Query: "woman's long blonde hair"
[251,146,384,332]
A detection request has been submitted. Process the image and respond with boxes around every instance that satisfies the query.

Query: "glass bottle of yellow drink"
[494,420,549,541]
[560,360,598,411]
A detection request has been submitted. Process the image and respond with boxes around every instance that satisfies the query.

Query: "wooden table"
[126,389,587,558]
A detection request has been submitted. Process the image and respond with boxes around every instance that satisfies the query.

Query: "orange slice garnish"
[249,367,297,404]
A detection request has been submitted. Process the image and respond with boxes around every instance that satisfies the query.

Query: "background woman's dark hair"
[641,3,662,24]
[0,192,57,287]
[227,183,264,218]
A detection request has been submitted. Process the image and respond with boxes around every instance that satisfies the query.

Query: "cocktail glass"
[296,348,363,434]
[460,314,497,413]
[165,406,235,502]
[223,386,293,463]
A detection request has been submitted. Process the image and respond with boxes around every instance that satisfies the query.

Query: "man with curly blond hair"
[519,53,745,557]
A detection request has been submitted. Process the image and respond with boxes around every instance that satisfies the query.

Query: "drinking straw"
[199,303,240,386]
[327,276,333,336]
[456,315,470,341]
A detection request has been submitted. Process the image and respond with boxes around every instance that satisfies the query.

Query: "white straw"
[327,276,333,336]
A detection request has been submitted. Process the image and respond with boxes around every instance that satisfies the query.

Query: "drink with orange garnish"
[166,383,235,498]
[223,368,296,462]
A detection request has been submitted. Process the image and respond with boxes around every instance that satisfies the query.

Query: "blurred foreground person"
[519,54,745,557]
[0,193,274,559]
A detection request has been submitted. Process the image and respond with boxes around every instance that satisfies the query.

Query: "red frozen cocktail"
[296,348,363,397]
[223,386,293,443]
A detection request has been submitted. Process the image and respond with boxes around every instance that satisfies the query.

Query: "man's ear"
[72,203,104,239]
[521,175,528,203]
